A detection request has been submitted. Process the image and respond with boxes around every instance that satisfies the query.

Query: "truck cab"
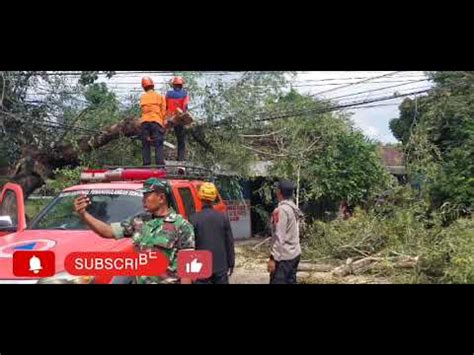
[0,167,227,284]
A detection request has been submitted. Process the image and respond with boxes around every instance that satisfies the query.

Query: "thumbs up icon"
[177,251,212,280]
[186,258,203,273]
[29,255,43,274]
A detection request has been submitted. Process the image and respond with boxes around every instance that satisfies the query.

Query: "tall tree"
[254,89,394,207]
[390,71,474,213]
[0,71,292,197]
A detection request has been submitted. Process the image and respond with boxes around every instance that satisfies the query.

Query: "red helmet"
[171,76,185,86]
[141,76,154,89]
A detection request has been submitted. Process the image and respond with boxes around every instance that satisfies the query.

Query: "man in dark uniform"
[190,182,235,284]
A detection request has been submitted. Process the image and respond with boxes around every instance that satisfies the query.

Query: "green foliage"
[389,97,426,145]
[214,176,245,201]
[58,81,143,168]
[25,198,51,221]
[79,71,115,86]
[415,217,474,283]
[78,136,142,168]
[302,206,427,261]
[390,71,474,217]
[47,167,82,194]
[1,71,52,163]
[187,72,292,174]
[0,71,124,168]
[0,140,9,167]
[269,90,395,206]
[302,185,474,283]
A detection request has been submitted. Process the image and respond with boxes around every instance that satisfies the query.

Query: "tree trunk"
[332,256,419,277]
[7,117,141,198]
[296,162,301,208]
[297,263,333,272]
[6,116,214,199]
[77,117,141,153]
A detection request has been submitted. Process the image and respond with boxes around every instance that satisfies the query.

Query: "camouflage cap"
[137,178,170,194]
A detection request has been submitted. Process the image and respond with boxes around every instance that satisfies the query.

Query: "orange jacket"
[140,90,166,126]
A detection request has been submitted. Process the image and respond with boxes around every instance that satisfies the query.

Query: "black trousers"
[141,122,165,166]
[195,270,229,284]
[270,255,301,284]
[174,124,186,162]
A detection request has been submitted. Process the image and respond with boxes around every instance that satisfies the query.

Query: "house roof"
[379,146,404,166]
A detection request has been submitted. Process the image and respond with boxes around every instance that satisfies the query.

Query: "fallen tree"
[332,256,420,277]
[10,116,141,197]
[297,263,334,272]
[9,116,214,199]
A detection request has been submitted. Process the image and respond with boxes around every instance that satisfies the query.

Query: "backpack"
[280,201,307,238]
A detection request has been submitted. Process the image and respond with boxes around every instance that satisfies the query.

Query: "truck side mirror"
[0,215,14,229]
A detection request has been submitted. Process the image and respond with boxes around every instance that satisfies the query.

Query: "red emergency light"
[108,169,167,181]
[80,168,167,183]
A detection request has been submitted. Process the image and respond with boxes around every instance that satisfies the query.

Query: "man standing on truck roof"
[189,182,235,284]
[165,76,190,163]
[268,180,304,284]
[73,178,195,284]
[140,76,167,167]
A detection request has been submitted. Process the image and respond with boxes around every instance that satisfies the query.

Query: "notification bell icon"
[29,255,43,274]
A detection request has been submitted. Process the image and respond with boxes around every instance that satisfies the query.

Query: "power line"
[101,78,427,88]
[228,76,429,120]
[0,109,103,135]
[327,79,431,101]
[13,71,426,82]
[343,102,403,110]
[309,71,402,97]
[21,79,429,91]
[3,74,438,139]
[210,83,429,126]
[15,71,245,77]
[1,87,437,151]
[251,88,432,124]
[18,79,432,117]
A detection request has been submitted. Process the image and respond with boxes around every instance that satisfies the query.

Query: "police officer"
[190,182,235,284]
[73,178,195,284]
[268,180,304,284]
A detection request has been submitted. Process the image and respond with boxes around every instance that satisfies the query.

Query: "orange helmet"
[171,76,185,86]
[141,76,154,89]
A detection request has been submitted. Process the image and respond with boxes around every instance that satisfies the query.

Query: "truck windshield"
[29,190,144,230]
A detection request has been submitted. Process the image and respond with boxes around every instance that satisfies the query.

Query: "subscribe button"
[64,252,169,276]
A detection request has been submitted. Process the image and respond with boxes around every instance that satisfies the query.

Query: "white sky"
[96,71,431,144]
[293,71,431,143]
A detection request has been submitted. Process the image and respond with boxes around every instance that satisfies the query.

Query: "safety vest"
[166,89,189,116]
[141,90,166,126]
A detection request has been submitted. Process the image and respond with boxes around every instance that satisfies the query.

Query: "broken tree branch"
[55,107,92,144]
[300,137,321,154]
[0,72,5,109]
[297,263,333,272]
[332,256,420,277]
[252,237,271,250]
[241,144,289,157]
[239,128,288,138]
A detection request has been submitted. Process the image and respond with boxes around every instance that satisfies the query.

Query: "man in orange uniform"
[165,76,190,162]
[140,76,166,167]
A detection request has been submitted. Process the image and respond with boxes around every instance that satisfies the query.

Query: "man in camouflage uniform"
[73,178,195,284]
